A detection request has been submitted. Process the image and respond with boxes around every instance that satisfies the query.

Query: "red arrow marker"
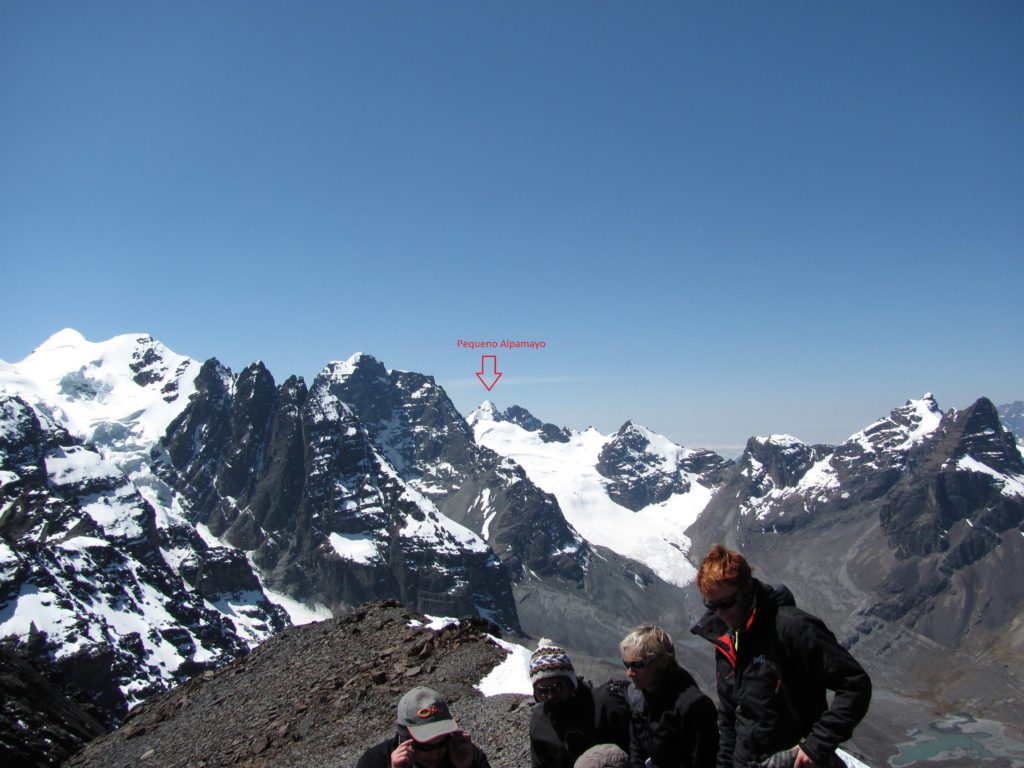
[476,355,503,391]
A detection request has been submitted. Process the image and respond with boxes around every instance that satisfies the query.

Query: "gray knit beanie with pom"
[529,638,577,688]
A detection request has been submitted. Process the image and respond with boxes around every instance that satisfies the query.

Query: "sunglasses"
[622,655,657,671]
[412,737,450,752]
[703,591,741,611]
[533,681,567,698]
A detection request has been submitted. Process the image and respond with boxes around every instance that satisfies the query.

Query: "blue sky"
[2,1,1021,453]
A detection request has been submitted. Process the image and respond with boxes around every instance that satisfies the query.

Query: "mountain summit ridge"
[3,330,1024,766]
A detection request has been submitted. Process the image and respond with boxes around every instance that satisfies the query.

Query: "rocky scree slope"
[66,601,536,768]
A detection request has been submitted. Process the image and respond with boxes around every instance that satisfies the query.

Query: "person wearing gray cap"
[355,686,492,768]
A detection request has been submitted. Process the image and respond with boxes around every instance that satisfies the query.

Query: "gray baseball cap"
[397,687,460,742]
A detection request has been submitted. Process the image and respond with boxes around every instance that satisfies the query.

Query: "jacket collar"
[690,580,795,643]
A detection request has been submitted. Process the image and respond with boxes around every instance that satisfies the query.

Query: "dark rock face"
[324,361,587,586]
[323,356,481,477]
[323,368,695,656]
[863,398,1023,566]
[694,434,835,536]
[0,394,263,725]
[128,335,185,392]
[500,405,572,443]
[596,421,732,511]
[155,359,521,631]
[179,547,262,599]
[0,643,106,766]
[864,399,1024,642]
[65,601,534,768]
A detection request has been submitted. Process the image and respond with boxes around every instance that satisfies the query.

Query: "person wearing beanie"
[530,638,579,690]
[356,686,492,768]
[530,638,630,768]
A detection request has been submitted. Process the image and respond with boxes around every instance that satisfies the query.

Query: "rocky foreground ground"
[63,601,536,768]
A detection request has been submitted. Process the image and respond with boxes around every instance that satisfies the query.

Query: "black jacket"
[355,733,491,768]
[530,678,631,768]
[690,580,872,768]
[625,662,718,768]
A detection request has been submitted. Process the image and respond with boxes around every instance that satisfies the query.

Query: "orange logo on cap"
[417,705,442,719]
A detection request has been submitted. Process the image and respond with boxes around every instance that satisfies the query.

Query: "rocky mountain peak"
[187,357,234,399]
[740,434,819,492]
[322,352,389,386]
[313,355,475,481]
[611,419,643,441]
[156,351,522,633]
[469,400,500,423]
[501,405,544,432]
[952,397,1024,475]
[237,359,274,389]
[469,402,571,445]
[849,395,943,458]
[592,420,731,513]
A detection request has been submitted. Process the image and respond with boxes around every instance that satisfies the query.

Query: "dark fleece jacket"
[625,662,718,768]
[530,677,630,768]
[355,732,491,768]
[691,580,871,768]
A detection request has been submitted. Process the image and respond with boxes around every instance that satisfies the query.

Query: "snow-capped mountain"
[306,356,698,654]
[0,392,280,723]
[155,355,519,629]
[0,330,697,721]
[692,394,1024,586]
[698,394,952,531]
[686,394,1024,753]
[469,402,732,588]
[5,330,1024,764]
[0,329,200,465]
[0,331,515,721]
[0,332,292,722]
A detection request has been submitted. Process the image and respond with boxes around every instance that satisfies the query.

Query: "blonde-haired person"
[619,625,718,767]
[690,545,871,768]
